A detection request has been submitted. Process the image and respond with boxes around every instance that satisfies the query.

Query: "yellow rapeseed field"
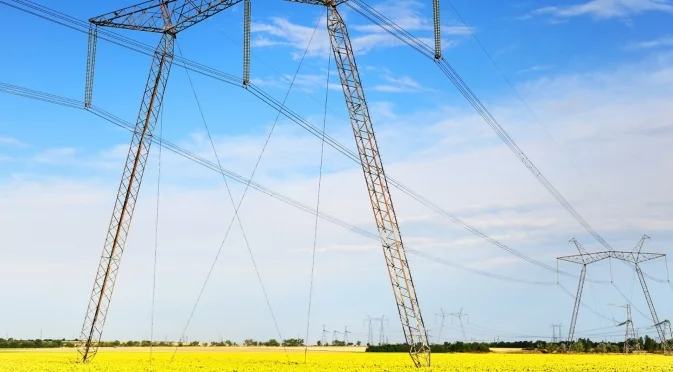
[1,349,672,371]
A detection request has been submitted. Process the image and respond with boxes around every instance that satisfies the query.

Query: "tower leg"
[635,264,669,353]
[77,33,175,363]
[325,5,430,367]
[567,264,586,345]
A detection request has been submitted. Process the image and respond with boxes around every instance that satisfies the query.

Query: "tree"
[316,341,322,347]
[243,339,256,347]
[643,335,658,352]
[356,341,361,346]
[282,338,304,347]
[596,343,608,353]
[572,340,585,353]
[266,339,280,347]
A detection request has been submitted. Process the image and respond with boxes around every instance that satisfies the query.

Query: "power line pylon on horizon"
[321,325,328,346]
[558,235,669,353]
[435,309,449,345]
[609,304,640,353]
[449,308,469,342]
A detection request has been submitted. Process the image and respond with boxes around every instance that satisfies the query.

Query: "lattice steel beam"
[78,0,240,363]
[289,0,430,367]
[78,31,175,364]
[567,264,586,343]
[90,0,243,34]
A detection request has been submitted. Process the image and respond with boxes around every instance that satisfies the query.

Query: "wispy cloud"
[251,0,467,58]
[0,136,27,148]
[251,17,330,59]
[32,147,77,164]
[516,65,554,75]
[528,0,673,21]
[372,74,425,93]
[624,35,673,49]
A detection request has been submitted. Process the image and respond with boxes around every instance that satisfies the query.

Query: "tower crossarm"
[609,251,665,264]
[557,251,610,265]
[90,0,242,34]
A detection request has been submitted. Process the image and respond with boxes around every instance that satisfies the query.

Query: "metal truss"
[78,31,175,364]
[289,0,430,367]
[77,0,240,363]
[90,0,243,34]
[558,235,669,353]
[613,304,640,353]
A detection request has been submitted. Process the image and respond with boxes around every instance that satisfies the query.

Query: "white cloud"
[531,0,673,20]
[625,35,673,49]
[251,0,467,58]
[251,17,330,59]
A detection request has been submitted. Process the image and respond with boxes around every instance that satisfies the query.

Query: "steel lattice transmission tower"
[610,304,640,353]
[435,308,448,345]
[449,308,469,342]
[287,0,431,367]
[558,235,669,353]
[77,0,242,363]
[321,324,328,346]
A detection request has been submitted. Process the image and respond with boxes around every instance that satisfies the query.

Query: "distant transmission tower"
[449,309,469,341]
[558,235,669,352]
[332,330,341,345]
[379,315,389,345]
[321,325,328,346]
[344,326,351,346]
[550,323,562,343]
[435,308,448,344]
[364,316,381,345]
[610,304,639,353]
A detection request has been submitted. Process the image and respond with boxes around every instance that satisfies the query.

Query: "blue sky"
[1,0,673,346]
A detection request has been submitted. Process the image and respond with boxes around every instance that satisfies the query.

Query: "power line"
[3,82,668,294]
[170,40,288,361]
[149,100,164,366]
[0,0,620,285]
[347,0,615,251]
[304,42,331,364]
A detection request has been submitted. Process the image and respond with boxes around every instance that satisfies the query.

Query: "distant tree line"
[0,339,69,349]
[529,336,672,354]
[316,340,362,347]
[365,335,673,354]
[366,342,490,353]
[3,335,669,353]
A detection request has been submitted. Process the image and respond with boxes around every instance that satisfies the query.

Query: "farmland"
[1,348,671,372]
